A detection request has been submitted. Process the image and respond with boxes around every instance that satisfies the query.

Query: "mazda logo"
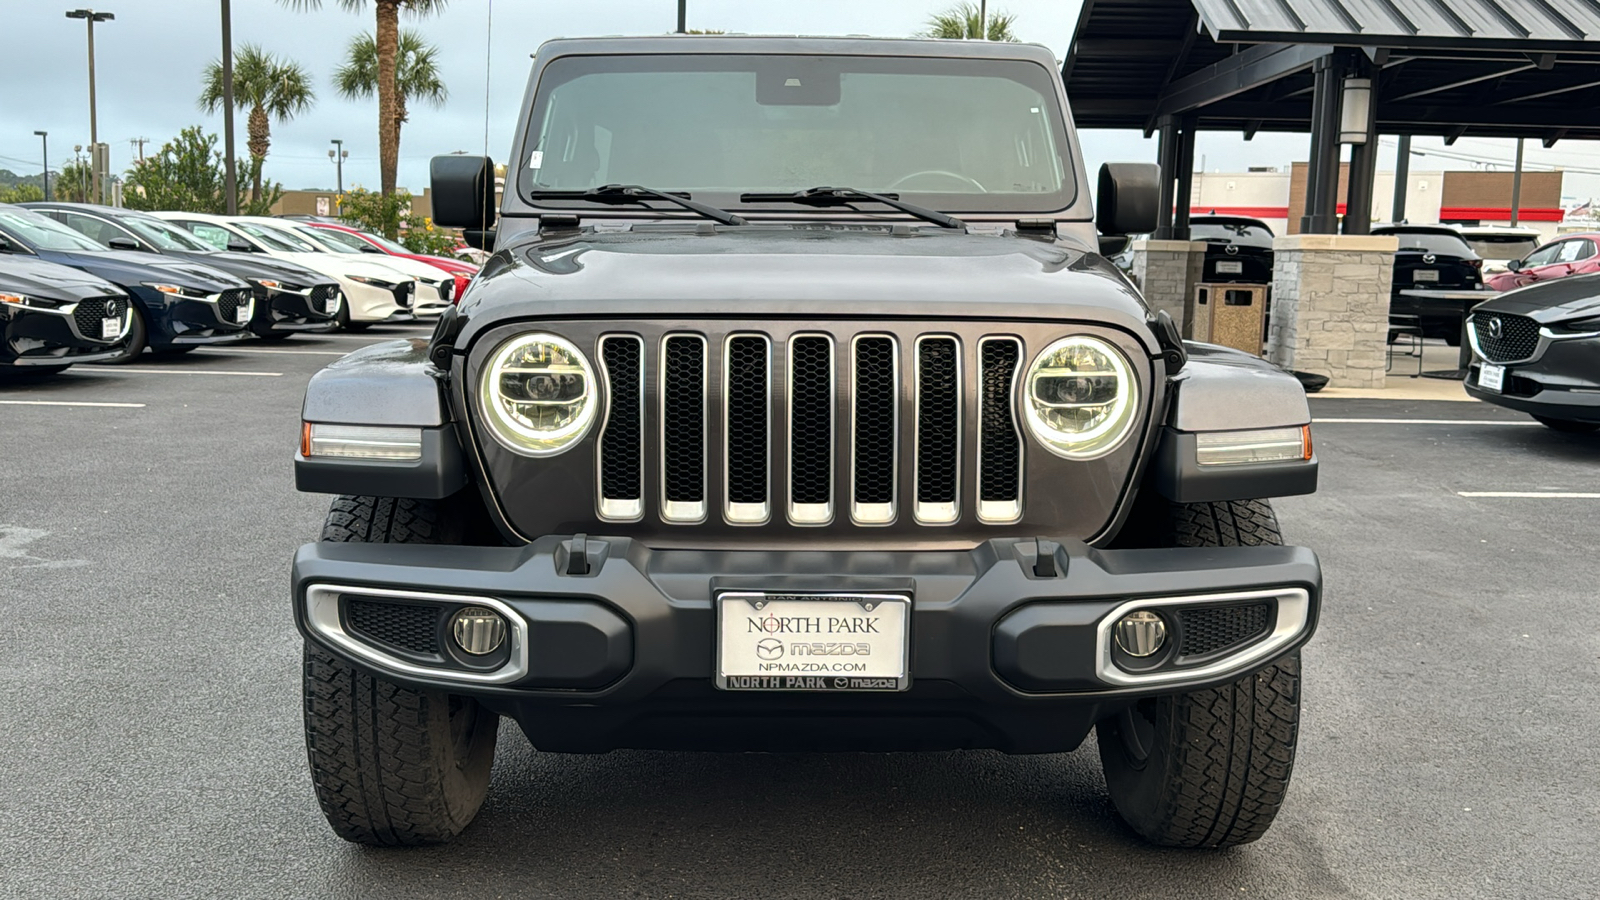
[1422,253,1437,264]
[1225,243,1240,256]
[105,299,119,317]
[1488,317,1504,340]
[755,638,784,660]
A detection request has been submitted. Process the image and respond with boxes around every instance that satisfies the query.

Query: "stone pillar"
[1265,234,1398,388]
[1131,239,1205,336]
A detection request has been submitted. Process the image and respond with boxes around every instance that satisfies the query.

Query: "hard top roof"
[534,34,1059,65]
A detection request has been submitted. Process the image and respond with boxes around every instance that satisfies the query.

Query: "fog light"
[1114,611,1167,658]
[450,606,507,655]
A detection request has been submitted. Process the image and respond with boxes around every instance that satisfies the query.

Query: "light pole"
[329,139,347,194]
[34,131,49,202]
[676,0,686,33]
[73,145,86,202]
[220,0,237,214]
[66,9,114,204]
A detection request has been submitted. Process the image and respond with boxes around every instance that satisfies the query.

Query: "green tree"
[333,27,447,235]
[336,186,464,258]
[57,159,94,203]
[0,183,45,204]
[279,0,450,199]
[199,44,315,205]
[921,3,1020,41]
[122,126,282,215]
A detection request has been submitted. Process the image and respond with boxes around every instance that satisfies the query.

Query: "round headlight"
[1023,335,1139,460]
[479,332,597,456]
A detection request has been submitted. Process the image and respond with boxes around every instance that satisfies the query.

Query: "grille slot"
[851,336,898,524]
[915,337,961,525]
[788,335,835,525]
[598,335,644,521]
[1178,603,1272,657]
[1472,313,1540,363]
[661,334,707,522]
[724,335,771,524]
[392,282,414,309]
[345,599,441,656]
[978,337,1023,523]
[73,295,123,342]
[216,288,251,326]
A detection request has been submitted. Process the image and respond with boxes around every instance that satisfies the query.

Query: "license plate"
[1216,260,1243,274]
[1479,363,1505,393]
[716,591,911,691]
[1414,269,1440,282]
[101,317,120,339]
[237,304,251,323]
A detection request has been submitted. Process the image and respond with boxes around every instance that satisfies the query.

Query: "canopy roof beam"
[1150,41,1334,121]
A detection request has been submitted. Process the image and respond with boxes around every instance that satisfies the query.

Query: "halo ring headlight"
[479,332,598,457]
[1023,335,1139,460]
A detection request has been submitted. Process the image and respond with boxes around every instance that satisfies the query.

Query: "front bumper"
[293,535,1320,752]
[1465,333,1600,423]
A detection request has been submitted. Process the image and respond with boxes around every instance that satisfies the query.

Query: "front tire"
[336,300,371,332]
[302,495,499,846]
[97,306,148,364]
[1096,498,1302,848]
[1533,415,1600,434]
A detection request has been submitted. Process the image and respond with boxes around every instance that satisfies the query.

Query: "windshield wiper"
[528,184,747,226]
[739,186,965,230]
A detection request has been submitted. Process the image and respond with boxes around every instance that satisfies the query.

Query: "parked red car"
[299,221,477,302]
[1486,232,1600,292]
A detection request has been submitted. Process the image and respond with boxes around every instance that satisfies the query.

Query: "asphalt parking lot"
[2,330,1596,900]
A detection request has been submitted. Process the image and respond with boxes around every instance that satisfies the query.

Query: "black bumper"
[1464,338,1600,423]
[292,536,1321,753]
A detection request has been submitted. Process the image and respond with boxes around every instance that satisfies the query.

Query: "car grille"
[308,283,339,315]
[1472,312,1540,363]
[1178,603,1271,658]
[345,598,440,655]
[594,329,1026,527]
[72,295,124,342]
[392,282,415,309]
[215,288,252,326]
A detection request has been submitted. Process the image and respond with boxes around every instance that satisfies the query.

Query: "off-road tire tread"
[1167,498,1282,549]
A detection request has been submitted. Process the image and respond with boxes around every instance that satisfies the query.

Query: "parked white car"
[1454,225,1543,277]
[234,217,454,317]
[151,211,421,330]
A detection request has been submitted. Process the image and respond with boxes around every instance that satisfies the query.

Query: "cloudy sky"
[3,0,1597,200]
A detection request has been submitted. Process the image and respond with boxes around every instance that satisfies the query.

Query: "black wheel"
[1533,415,1600,434]
[303,495,499,846]
[1096,498,1302,849]
[336,301,371,332]
[96,305,147,364]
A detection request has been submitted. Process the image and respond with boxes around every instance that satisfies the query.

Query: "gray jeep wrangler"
[292,36,1321,850]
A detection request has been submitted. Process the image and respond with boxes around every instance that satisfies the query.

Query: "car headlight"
[479,333,597,456]
[348,275,395,288]
[0,292,65,310]
[142,282,209,298]
[1022,335,1139,460]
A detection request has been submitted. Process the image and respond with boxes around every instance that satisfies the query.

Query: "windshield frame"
[0,207,112,253]
[513,50,1083,217]
[119,215,215,252]
[235,221,319,253]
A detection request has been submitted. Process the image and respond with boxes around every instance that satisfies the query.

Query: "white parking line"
[193,347,349,356]
[111,367,282,377]
[1458,491,1600,499]
[1314,418,1538,426]
[0,399,145,408]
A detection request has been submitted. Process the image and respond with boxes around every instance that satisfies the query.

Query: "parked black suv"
[25,203,340,340]
[1373,224,1485,343]
[1191,214,1274,284]
[1465,273,1600,432]
[290,37,1322,851]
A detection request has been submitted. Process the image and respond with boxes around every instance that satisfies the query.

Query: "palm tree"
[334,28,448,193]
[279,0,449,198]
[922,3,1021,41]
[199,45,315,204]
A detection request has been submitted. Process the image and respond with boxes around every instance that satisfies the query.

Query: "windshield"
[363,232,411,254]
[122,216,213,252]
[1378,230,1477,257]
[1191,221,1274,247]
[301,227,369,254]
[236,222,318,253]
[1464,236,1540,260]
[0,208,108,252]
[519,53,1076,213]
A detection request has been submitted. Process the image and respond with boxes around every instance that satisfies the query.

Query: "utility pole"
[221,0,238,214]
[34,131,49,202]
[676,0,686,33]
[1510,138,1525,227]
[130,136,149,163]
[979,0,988,39]
[329,139,347,194]
[66,9,114,203]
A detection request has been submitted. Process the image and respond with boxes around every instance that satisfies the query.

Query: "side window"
[1523,242,1562,267]
[182,222,232,250]
[63,212,122,246]
[1571,240,1596,262]
[1557,240,1586,264]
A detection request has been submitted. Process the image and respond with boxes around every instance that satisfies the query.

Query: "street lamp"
[329,139,348,194]
[66,9,114,204]
[33,131,49,202]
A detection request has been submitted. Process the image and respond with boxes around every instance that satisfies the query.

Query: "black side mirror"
[107,236,142,251]
[1506,259,1522,272]
[430,154,497,229]
[463,228,497,252]
[359,244,384,253]
[227,240,254,253]
[1096,163,1160,237]
[1098,234,1131,257]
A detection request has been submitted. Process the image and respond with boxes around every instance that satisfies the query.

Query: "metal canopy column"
[1173,116,1197,239]
[1302,55,1346,234]
[1154,117,1178,239]
[1391,135,1411,223]
[1343,64,1380,235]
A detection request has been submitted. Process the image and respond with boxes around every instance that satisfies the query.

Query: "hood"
[273,251,416,283]
[0,255,125,303]
[166,250,334,289]
[453,225,1156,353]
[328,253,451,282]
[33,248,250,293]
[1475,273,1600,324]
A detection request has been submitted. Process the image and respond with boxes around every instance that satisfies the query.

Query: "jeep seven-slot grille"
[594,331,1027,527]
[1472,313,1540,363]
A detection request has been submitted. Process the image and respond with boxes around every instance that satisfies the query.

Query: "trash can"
[1190,283,1268,355]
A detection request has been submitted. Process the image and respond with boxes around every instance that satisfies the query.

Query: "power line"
[1378,137,1600,177]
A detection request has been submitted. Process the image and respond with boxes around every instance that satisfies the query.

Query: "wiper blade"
[739,186,965,230]
[528,184,747,226]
